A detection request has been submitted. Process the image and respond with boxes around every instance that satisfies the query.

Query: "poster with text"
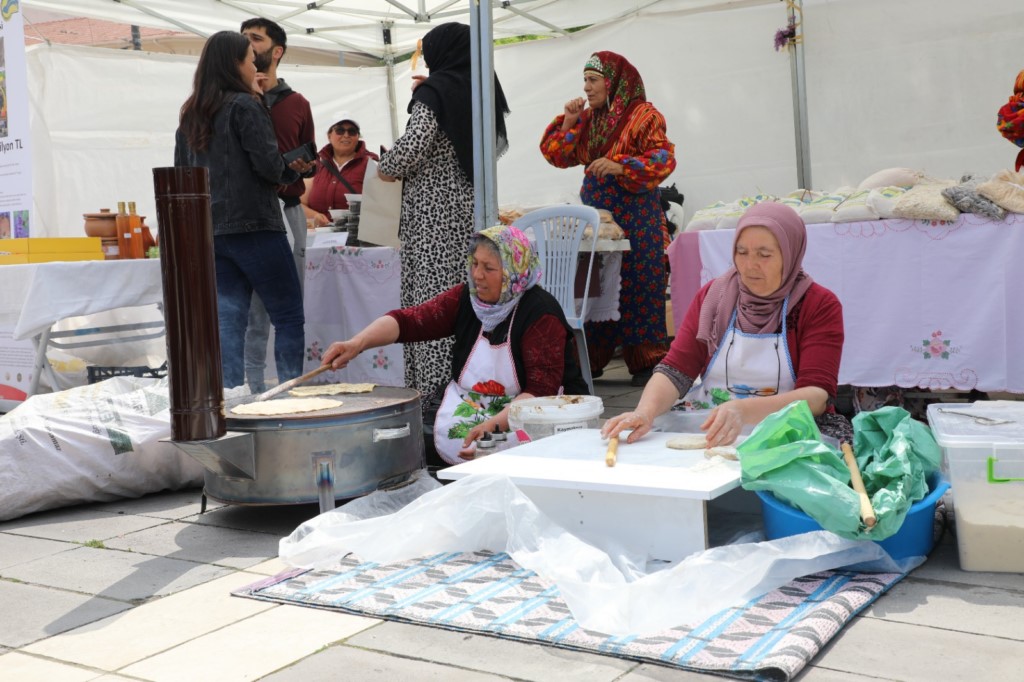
[0,1,31,239]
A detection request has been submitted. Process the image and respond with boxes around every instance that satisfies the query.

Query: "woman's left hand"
[701,401,746,447]
[586,158,624,178]
[378,169,397,182]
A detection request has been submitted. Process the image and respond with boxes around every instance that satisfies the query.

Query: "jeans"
[215,231,304,389]
[243,203,306,392]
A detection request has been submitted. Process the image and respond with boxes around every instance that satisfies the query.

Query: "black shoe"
[630,369,653,387]
[590,367,604,380]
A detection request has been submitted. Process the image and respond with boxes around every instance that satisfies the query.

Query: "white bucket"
[508,395,604,441]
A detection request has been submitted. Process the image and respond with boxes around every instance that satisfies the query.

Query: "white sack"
[280,473,889,636]
[0,377,203,521]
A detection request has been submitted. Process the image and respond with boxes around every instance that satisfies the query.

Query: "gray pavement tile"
[259,643,513,681]
[616,663,723,680]
[0,580,131,648]
[0,507,167,543]
[2,545,233,602]
[347,621,634,682]
[88,488,222,520]
[813,615,1024,681]
[0,533,76,570]
[182,503,320,536]
[910,542,1024,591]
[865,576,1024,640]
[798,666,900,681]
[103,520,281,569]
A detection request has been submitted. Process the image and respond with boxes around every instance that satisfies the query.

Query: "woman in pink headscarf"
[603,202,852,446]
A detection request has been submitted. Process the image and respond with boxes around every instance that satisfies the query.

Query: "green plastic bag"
[738,401,942,541]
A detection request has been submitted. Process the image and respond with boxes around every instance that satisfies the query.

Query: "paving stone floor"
[1,358,1021,680]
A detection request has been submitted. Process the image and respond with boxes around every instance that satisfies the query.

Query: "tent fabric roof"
[22,0,772,58]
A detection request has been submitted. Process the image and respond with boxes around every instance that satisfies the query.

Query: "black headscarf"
[409,22,510,182]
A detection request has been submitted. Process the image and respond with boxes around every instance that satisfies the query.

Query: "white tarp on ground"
[25,0,1024,236]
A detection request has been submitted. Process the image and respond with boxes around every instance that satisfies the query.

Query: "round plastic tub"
[508,395,604,442]
[756,472,950,560]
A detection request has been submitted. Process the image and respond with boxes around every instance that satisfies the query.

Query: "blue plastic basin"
[756,472,950,560]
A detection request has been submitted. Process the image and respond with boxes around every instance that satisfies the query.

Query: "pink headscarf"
[696,202,813,354]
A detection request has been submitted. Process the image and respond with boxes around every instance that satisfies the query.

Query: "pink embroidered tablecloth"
[669,214,1024,391]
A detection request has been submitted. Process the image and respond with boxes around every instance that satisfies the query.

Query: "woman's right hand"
[312,212,331,228]
[601,410,654,444]
[562,97,586,130]
[322,339,362,370]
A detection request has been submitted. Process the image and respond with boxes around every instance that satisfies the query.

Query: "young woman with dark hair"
[175,30,309,389]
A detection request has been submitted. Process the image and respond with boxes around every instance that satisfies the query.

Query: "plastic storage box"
[926,401,1024,572]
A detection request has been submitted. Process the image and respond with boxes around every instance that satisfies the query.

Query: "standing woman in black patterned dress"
[378,22,511,404]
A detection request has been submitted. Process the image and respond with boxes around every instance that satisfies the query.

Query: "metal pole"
[788,0,812,190]
[469,0,499,231]
[382,22,400,142]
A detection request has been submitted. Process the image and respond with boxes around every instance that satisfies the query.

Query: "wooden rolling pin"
[254,364,331,402]
[841,441,877,528]
[605,437,619,468]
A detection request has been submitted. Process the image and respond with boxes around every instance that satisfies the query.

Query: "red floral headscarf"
[996,69,1024,171]
[577,51,646,163]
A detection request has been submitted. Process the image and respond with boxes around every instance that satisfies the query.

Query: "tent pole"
[381,22,400,142]
[788,0,812,190]
[469,0,499,231]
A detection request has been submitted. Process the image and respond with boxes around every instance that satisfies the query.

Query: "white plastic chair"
[513,205,601,394]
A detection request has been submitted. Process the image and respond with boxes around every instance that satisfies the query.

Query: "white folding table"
[439,429,742,563]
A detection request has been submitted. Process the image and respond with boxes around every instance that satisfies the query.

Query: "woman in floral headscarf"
[540,51,677,387]
[322,225,589,466]
[997,68,1024,171]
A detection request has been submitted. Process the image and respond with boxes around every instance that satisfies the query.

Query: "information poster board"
[0,1,31,241]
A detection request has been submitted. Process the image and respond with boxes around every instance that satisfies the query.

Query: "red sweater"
[664,281,844,397]
[387,285,571,397]
[267,83,315,201]
[307,141,379,213]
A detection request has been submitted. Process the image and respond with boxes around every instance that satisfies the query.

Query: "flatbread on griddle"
[289,382,376,397]
[231,397,342,416]
[666,434,708,450]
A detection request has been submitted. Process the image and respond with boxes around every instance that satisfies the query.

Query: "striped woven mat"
[234,550,903,681]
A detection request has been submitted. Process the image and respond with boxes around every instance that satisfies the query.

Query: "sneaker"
[630,369,653,387]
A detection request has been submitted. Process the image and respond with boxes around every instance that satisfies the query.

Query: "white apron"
[681,297,796,411]
[434,306,522,464]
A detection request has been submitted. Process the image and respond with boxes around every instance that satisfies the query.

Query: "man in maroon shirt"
[240,17,316,393]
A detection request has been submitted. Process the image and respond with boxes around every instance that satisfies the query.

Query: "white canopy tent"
[21,0,1024,237]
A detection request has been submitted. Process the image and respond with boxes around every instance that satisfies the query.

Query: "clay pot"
[83,209,118,238]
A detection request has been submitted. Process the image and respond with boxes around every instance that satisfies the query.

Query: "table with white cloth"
[0,259,165,409]
[668,213,1024,392]
[301,237,629,388]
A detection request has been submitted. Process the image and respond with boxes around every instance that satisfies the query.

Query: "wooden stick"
[605,437,619,468]
[254,364,331,402]
[841,441,877,528]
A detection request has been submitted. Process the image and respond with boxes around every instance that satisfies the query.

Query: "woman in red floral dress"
[540,51,677,386]
[997,68,1024,171]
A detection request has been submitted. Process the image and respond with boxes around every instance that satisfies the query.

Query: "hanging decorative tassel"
[775,0,803,52]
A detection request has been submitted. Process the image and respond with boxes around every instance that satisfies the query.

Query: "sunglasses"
[334,126,359,136]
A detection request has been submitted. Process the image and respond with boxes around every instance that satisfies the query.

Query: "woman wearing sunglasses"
[302,117,379,228]
[603,202,852,447]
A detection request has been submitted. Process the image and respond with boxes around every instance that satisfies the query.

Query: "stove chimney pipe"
[153,166,225,441]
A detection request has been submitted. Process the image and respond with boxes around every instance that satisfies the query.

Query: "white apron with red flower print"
[434,307,522,464]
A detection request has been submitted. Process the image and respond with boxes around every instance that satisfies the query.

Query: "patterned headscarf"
[997,69,1024,171]
[578,51,647,163]
[467,226,542,332]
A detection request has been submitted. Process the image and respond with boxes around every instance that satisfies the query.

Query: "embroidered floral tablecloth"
[302,244,405,386]
[669,213,1024,391]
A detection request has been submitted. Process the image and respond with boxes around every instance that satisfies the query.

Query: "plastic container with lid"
[926,401,1024,572]
[507,395,603,442]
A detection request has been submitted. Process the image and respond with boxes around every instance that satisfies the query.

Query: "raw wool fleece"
[941,175,1007,221]
[977,169,1024,214]
[892,182,960,222]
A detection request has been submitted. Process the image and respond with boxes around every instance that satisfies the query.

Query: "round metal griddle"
[225,386,421,424]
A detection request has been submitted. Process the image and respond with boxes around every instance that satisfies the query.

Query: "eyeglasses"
[723,336,781,398]
[334,126,359,136]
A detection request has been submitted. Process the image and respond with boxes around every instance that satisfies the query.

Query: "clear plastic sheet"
[280,473,889,636]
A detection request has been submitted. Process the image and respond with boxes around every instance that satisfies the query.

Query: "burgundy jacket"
[306,141,379,214]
